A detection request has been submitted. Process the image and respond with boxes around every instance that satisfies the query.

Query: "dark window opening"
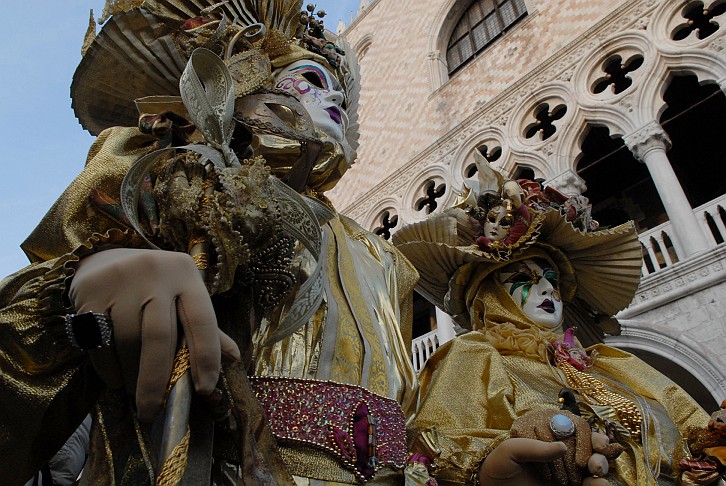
[374,210,398,240]
[512,166,535,180]
[466,144,503,177]
[447,0,528,75]
[672,0,726,41]
[592,54,644,95]
[524,103,567,141]
[477,144,502,162]
[416,180,447,214]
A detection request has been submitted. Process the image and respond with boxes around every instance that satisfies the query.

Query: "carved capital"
[427,50,441,61]
[623,122,672,162]
[547,169,587,196]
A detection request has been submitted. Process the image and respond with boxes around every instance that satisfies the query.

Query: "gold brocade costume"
[1,1,421,483]
[394,163,710,485]
[411,330,708,485]
[0,127,293,485]
[408,262,708,485]
[0,124,419,485]
[253,214,419,485]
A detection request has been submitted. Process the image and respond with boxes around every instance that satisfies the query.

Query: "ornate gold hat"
[393,170,643,341]
[71,0,360,156]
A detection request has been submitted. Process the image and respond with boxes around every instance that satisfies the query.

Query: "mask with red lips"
[499,258,564,330]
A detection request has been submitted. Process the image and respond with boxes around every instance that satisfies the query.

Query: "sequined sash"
[249,377,408,482]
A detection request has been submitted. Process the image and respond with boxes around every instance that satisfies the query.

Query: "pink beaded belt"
[249,377,408,482]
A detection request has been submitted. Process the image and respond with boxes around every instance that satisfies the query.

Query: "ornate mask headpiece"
[393,167,643,341]
[72,0,360,162]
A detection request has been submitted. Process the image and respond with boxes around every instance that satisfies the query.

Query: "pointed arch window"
[447,0,528,74]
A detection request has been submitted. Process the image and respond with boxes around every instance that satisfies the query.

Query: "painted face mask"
[499,258,563,330]
[274,59,346,142]
[482,205,512,242]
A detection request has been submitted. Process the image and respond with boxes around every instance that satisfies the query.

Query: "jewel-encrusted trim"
[249,376,407,482]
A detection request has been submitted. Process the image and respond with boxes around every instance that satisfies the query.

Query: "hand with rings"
[479,409,623,486]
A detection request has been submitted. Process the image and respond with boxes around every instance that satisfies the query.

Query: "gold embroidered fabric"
[0,128,294,485]
[253,215,420,484]
[411,328,709,485]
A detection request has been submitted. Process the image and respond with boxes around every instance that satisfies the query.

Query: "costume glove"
[69,248,240,422]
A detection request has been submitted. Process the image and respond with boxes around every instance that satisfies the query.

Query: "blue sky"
[0,0,358,278]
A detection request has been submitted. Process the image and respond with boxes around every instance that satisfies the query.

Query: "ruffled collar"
[482,320,560,363]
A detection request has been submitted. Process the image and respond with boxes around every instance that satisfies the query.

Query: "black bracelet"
[65,311,113,351]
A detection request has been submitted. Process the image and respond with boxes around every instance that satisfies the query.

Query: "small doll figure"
[469,192,531,251]
[551,327,594,371]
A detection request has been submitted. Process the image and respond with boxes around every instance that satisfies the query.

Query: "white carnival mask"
[499,258,564,330]
[274,60,346,142]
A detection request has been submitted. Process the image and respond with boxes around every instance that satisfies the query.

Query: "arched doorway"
[575,125,667,232]
[619,347,719,412]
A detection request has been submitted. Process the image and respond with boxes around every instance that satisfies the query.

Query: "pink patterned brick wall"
[327,0,627,210]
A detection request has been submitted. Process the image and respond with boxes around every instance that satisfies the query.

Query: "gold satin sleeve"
[21,126,155,262]
[589,344,709,433]
[410,332,525,485]
[410,333,710,486]
[0,127,154,484]
[589,345,710,485]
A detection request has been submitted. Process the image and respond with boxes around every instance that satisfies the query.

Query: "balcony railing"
[412,329,441,374]
[640,193,726,276]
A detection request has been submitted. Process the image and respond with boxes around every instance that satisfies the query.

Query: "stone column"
[434,307,457,344]
[623,121,710,257]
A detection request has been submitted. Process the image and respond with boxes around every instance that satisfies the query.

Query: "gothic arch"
[555,105,634,175]
[449,126,509,189]
[506,81,573,150]
[426,0,469,91]
[639,54,726,123]
[571,31,656,117]
[651,0,726,50]
[503,146,550,179]
[402,165,452,223]
[362,195,402,235]
[605,323,726,407]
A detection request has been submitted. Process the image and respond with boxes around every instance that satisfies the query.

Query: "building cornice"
[342,0,384,34]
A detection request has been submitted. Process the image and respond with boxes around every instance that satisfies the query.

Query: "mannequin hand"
[69,248,240,421]
[506,409,620,485]
[478,437,567,485]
